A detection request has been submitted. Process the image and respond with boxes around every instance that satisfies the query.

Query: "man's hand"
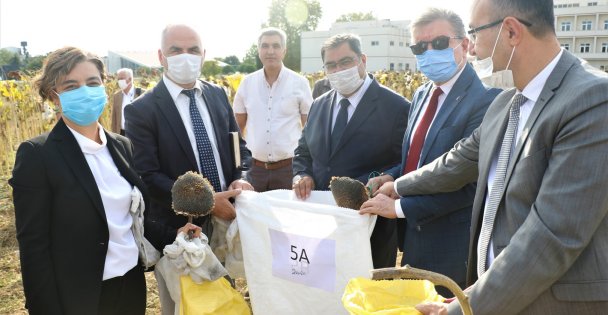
[415,302,448,315]
[292,175,314,200]
[229,179,254,191]
[366,174,394,195]
[177,222,202,238]
[212,189,242,220]
[376,181,400,199]
[359,193,397,218]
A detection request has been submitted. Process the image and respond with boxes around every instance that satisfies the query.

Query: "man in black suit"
[292,33,410,268]
[124,24,253,250]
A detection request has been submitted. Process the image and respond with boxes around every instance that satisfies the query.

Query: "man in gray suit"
[361,0,608,314]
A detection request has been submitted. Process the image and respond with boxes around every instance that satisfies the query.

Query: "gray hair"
[258,27,287,48]
[321,34,362,61]
[411,8,466,38]
[116,68,133,78]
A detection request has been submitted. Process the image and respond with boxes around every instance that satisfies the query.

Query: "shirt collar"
[435,64,466,95]
[66,123,107,154]
[520,49,564,103]
[163,74,203,103]
[123,85,135,98]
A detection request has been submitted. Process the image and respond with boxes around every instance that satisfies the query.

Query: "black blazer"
[124,78,251,250]
[293,74,410,268]
[10,119,163,315]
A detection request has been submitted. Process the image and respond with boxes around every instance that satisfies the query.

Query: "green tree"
[0,49,20,66]
[222,55,241,67]
[335,11,377,22]
[241,44,262,72]
[23,55,46,72]
[264,0,322,72]
[202,60,222,77]
[222,64,235,74]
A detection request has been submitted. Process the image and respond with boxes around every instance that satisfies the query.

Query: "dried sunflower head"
[171,171,215,218]
[329,176,370,210]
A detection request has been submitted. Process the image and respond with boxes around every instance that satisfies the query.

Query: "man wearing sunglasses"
[363,0,608,314]
[363,8,500,297]
[293,33,410,269]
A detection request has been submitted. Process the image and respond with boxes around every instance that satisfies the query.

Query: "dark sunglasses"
[410,35,463,55]
[467,17,533,41]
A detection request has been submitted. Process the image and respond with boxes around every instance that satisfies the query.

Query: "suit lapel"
[106,132,147,193]
[330,76,379,158]
[199,81,226,163]
[53,119,106,221]
[323,91,337,160]
[155,80,199,171]
[504,52,575,186]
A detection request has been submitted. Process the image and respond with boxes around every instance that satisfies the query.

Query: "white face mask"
[118,79,129,90]
[165,53,203,85]
[327,64,364,96]
[472,23,516,89]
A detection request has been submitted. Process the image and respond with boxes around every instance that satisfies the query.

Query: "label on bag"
[269,228,336,292]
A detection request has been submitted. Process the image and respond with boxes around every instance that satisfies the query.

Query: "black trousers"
[98,265,146,315]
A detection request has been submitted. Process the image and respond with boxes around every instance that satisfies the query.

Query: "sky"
[0,0,473,60]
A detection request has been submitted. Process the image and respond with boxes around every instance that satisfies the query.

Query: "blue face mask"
[416,48,460,83]
[58,85,107,126]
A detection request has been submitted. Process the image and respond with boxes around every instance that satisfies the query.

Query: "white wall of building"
[301,20,417,74]
[554,0,608,71]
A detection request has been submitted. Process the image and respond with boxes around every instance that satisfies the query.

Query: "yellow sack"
[179,276,250,315]
[342,277,445,315]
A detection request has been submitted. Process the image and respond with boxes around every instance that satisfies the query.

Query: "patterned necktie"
[331,98,350,152]
[403,87,443,174]
[477,93,527,277]
[182,89,222,193]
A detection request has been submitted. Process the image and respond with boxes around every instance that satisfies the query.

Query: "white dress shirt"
[394,66,466,218]
[67,124,138,280]
[483,49,564,267]
[233,65,313,162]
[120,86,135,129]
[163,75,227,190]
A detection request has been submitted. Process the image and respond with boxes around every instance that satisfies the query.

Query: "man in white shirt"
[111,68,144,135]
[234,27,313,192]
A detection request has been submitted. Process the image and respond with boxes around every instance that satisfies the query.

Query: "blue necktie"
[331,98,350,152]
[182,89,222,193]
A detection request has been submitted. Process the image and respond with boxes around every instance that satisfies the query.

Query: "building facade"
[106,51,161,74]
[554,0,608,71]
[301,20,416,74]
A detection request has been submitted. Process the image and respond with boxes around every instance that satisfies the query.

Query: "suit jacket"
[9,119,165,315]
[294,74,411,268]
[384,64,500,288]
[111,87,144,133]
[124,78,251,250]
[395,51,608,314]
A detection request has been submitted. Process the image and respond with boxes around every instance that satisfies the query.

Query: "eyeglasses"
[467,18,533,41]
[409,35,463,55]
[323,56,359,72]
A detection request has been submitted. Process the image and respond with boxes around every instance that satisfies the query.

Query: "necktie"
[477,93,527,277]
[403,87,443,174]
[331,98,350,152]
[182,89,222,193]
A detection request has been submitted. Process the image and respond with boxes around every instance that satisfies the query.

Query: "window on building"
[588,2,598,6]
[405,63,410,70]
[390,63,395,71]
[390,41,395,46]
[371,40,380,46]
[604,20,608,30]
[580,43,591,53]
[582,20,592,30]
[399,42,404,47]
[601,65,605,71]
[561,43,570,51]
[398,63,403,70]
[561,21,571,31]
[602,43,608,53]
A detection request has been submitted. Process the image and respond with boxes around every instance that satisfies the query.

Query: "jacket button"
[99,242,105,246]
[416,225,421,232]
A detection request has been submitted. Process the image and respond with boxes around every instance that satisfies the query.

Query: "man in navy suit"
[125,24,253,250]
[362,9,500,294]
[293,33,411,268]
